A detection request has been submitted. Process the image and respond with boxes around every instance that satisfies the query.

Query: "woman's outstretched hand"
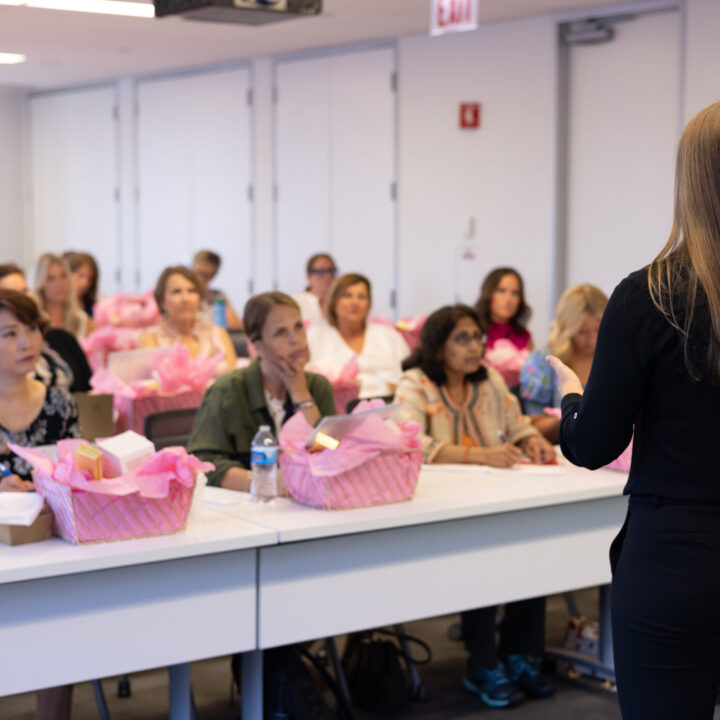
[545,355,584,397]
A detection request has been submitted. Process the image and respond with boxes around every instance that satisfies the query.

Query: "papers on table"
[203,485,246,506]
[421,463,566,476]
[0,493,45,526]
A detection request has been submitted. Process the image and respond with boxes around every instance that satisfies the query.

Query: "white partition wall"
[30,86,120,295]
[136,67,253,309]
[274,47,397,318]
[565,10,680,297]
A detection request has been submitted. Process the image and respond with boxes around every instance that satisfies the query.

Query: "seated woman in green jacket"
[188,291,335,490]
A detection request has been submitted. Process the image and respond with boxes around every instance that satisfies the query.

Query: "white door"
[564,10,681,298]
[274,47,397,318]
[136,67,253,313]
[30,86,120,295]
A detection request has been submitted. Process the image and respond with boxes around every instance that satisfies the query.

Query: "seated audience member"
[475,267,533,390]
[187,292,335,490]
[520,284,608,443]
[394,304,554,709]
[307,273,410,398]
[0,263,91,392]
[34,253,93,338]
[191,249,243,330]
[64,251,99,318]
[293,252,338,326]
[139,265,237,374]
[0,289,82,720]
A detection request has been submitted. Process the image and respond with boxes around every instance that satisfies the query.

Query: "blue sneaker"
[463,661,524,708]
[505,654,554,698]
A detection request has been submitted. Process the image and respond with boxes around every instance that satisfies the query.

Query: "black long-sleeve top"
[560,267,720,503]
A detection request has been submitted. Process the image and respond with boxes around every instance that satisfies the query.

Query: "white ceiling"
[0,0,657,90]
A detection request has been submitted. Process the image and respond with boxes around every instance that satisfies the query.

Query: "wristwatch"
[295,399,315,409]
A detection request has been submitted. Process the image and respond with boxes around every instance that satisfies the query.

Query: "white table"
[0,505,277,719]
[210,462,628,720]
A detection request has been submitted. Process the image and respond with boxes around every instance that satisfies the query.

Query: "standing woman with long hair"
[548,102,720,719]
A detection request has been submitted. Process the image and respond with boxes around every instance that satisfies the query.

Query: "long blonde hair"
[649,102,720,382]
[547,284,608,363]
[34,253,86,336]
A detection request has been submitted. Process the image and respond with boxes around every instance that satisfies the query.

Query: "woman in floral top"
[519,284,607,443]
[0,289,81,490]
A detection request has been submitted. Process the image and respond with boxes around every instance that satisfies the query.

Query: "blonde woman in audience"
[306,272,410,398]
[139,265,236,373]
[520,284,608,442]
[294,252,338,326]
[64,251,99,318]
[191,249,243,330]
[34,253,93,338]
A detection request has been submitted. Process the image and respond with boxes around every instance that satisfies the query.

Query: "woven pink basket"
[280,449,422,510]
[34,472,195,545]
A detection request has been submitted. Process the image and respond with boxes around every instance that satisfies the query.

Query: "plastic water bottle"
[213,296,227,328]
[250,425,278,502]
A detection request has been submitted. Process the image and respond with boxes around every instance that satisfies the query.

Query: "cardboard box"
[0,510,53,546]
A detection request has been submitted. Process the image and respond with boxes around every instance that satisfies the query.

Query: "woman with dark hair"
[475,268,533,389]
[64,251,99,317]
[294,252,338,326]
[394,304,554,709]
[0,291,81,720]
[0,264,92,392]
[188,292,335,491]
[191,249,243,330]
[307,272,410,398]
[548,103,720,719]
[139,265,236,374]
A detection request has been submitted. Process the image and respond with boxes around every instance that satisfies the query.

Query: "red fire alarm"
[460,102,481,129]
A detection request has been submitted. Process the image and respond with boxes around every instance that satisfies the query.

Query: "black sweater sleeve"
[559,274,649,469]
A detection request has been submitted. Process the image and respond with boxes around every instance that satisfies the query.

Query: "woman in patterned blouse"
[0,289,81,491]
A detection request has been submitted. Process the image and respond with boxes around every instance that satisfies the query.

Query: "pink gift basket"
[278,400,423,510]
[10,440,213,545]
[90,345,222,432]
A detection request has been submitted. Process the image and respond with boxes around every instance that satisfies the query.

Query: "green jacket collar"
[245,358,268,414]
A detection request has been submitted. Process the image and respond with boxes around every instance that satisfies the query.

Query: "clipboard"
[304,402,407,450]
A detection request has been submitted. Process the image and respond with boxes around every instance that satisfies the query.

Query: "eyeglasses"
[452,331,486,347]
[309,267,337,277]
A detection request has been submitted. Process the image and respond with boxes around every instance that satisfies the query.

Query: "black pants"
[612,498,720,719]
[461,597,546,669]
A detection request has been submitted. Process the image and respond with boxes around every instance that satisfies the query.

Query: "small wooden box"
[0,511,53,546]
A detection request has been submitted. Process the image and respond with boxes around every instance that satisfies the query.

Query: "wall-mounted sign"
[459,102,481,129]
[430,0,478,36]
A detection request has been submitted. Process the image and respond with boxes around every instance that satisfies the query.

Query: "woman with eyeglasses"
[293,253,338,326]
[394,304,554,709]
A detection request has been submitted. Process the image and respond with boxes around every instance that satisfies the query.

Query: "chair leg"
[92,679,111,720]
[325,637,352,706]
[563,591,580,618]
[394,624,427,701]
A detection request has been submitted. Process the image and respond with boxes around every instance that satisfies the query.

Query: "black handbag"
[342,629,432,713]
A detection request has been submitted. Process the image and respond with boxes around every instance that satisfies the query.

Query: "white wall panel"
[684,0,720,122]
[565,11,680,297]
[397,19,556,339]
[0,89,27,267]
[275,47,397,318]
[30,86,120,294]
[137,68,253,311]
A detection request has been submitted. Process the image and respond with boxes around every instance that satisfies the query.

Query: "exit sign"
[430,0,478,36]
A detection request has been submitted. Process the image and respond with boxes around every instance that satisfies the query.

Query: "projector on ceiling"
[154,0,322,25]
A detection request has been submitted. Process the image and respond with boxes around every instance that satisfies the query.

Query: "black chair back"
[143,408,198,450]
